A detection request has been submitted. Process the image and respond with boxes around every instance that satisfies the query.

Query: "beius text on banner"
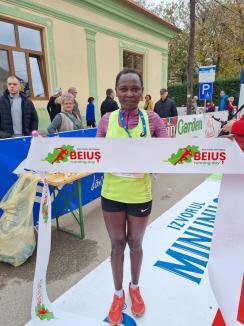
[208,174,244,326]
[18,137,244,174]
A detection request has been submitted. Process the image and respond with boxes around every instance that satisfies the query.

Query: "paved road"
[0,174,207,326]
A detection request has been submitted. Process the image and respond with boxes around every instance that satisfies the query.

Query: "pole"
[186,0,196,115]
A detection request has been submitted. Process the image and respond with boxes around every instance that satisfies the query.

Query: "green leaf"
[168,145,200,165]
[168,149,185,165]
[64,145,74,152]
[44,148,60,164]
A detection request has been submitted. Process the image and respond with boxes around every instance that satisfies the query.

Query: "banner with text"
[163,111,228,138]
[19,137,244,175]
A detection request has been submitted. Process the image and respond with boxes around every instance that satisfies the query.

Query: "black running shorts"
[101,196,152,217]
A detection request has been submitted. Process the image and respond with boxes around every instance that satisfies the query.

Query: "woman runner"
[97,68,166,325]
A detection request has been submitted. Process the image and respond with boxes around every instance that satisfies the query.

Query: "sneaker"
[108,292,125,325]
[129,283,145,316]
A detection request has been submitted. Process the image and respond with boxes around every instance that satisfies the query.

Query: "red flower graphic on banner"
[42,202,48,224]
[167,145,200,165]
[35,279,54,321]
[44,145,74,164]
[35,304,54,321]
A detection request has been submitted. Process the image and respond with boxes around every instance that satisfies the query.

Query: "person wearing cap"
[46,87,62,121]
[68,87,82,121]
[154,88,178,118]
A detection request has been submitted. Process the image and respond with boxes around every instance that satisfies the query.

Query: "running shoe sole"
[131,305,145,317]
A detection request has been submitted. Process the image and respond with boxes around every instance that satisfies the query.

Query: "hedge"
[168,79,240,107]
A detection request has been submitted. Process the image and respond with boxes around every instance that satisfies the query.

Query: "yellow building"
[0,0,179,128]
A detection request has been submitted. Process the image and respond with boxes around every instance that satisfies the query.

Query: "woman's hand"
[222,120,236,133]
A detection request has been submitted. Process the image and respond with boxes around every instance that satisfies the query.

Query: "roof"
[122,0,181,33]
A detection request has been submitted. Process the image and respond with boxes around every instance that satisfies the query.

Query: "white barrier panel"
[209,175,244,326]
[21,137,244,174]
[26,177,225,326]
[204,112,229,138]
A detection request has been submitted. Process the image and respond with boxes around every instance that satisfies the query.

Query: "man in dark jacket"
[46,87,62,121]
[100,88,119,117]
[154,88,178,118]
[0,76,38,138]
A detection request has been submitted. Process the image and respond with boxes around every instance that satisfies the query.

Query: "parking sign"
[199,82,213,100]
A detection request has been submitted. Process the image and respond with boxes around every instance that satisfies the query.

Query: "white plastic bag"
[0,173,39,266]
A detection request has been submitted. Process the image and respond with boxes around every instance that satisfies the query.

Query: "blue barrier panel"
[0,136,32,201]
[47,128,97,138]
[0,129,102,225]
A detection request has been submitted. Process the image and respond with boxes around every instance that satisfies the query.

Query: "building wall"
[51,19,89,107]
[96,33,120,105]
[0,0,175,128]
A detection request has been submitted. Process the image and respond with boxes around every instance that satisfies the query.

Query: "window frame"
[123,49,144,80]
[0,16,49,100]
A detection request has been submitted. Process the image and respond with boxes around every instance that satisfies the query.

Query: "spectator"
[143,94,154,111]
[86,97,96,128]
[218,90,228,111]
[100,88,119,117]
[227,96,237,119]
[0,76,38,138]
[47,92,83,134]
[46,87,62,121]
[223,114,244,151]
[206,101,216,113]
[68,87,82,120]
[154,88,178,118]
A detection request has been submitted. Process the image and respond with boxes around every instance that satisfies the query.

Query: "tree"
[135,0,243,81]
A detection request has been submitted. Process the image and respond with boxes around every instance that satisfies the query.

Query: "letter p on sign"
[199,82,213,100]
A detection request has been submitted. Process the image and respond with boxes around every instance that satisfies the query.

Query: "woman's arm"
[96,113,110,137]
[148,111,168,137]
[47,114,62,134]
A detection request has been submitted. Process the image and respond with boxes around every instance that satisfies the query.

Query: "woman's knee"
[111,238,126,254]
[127,237,143,254]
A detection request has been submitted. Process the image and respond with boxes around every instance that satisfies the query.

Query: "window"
[0,17,48,99]
[123,50,144,79]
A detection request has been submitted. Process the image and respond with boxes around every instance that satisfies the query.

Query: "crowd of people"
[202,90,238,119]
[0,74,243,150]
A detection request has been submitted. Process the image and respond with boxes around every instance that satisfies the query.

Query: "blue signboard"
[199,65,216,83]
[199,82,213,100]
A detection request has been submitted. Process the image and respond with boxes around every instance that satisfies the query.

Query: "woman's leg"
[103,210,127,290]
[127,214,149,285]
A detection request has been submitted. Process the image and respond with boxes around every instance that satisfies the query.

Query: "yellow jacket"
[143,100,154,111]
